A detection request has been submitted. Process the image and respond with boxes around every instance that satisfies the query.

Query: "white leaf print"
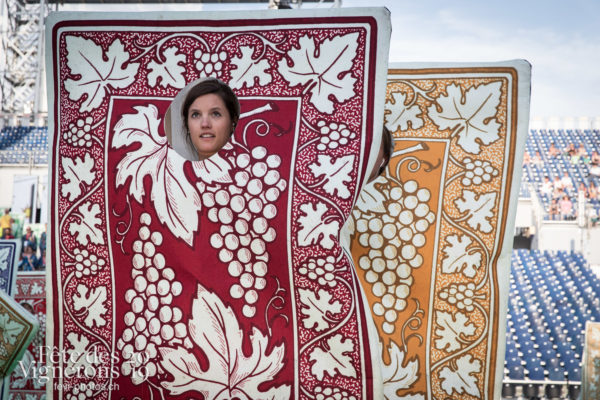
[64,36,139,112]
[159,283,290,399]
[298,288,342,332]
[355,176,388,214]
[428,82,502,154]
[385,92,423,132]
[72,284,108,328]
[112,105,202,246]
[383,341,422,400]
[278,33,358,114]
[309,154,355,199]
[192,154,233,185]
[441,234,482,278]
[0,313,24,345]
[309,334,356,380]
[297,202,340,250]
[147,46,186,89]
[68,201,104,246]
[434,310,476,352]
[230,46,272,90]
[61,152,95,202]
[66,332,99,373]
[0,247,10,271]
[454,189,497,233]
[438,354,481,397]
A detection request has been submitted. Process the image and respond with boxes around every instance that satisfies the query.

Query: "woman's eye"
[190,112,199,118]
[212,111,221,117]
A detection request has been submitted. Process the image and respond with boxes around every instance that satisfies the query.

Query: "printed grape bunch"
[352,179,435,334]
[203,146,287,318]
[117,213,188,383]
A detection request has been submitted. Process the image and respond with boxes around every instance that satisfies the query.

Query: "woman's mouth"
[200,133,215,138]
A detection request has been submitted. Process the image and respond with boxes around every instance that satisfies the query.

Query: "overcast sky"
[57,0,600,119]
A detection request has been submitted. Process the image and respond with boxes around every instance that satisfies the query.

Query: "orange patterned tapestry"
[345,62,531,400]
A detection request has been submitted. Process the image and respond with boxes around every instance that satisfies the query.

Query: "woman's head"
[182,78,240,160]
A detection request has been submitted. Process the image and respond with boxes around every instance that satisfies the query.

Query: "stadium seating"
[522,129,600,221]
[0,126,48,164]
[503,249,598,398]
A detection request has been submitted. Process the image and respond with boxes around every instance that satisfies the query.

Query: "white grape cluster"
[73,248,106,278]
[316,120,356,151]
[314,386,357,400]
[64,117,93,148]
[439,282,476,312]
[66,383,93,400]
[203,146,286,318]
[353,179,435,334]
[461,157,499,186]
[298,255,337,288]
[32,311,47,351]
[194,50,227,78]
[117,212,188,382]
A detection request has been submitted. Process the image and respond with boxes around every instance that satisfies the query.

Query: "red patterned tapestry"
[8,272,46,400]
[46,9,390,399]
[345,62,531,399]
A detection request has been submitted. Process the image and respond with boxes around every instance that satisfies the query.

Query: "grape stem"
[240,103,274,120]
[400,299,425,352]
[131,33,209,63]
[112,194,133,255]
[265,276,289,337]
[387,79,437,104]
[146,380,166,400]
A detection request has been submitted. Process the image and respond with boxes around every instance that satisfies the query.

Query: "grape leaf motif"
[159,284,290,399]
[428,82,502,154]
[64,36,139,112]
[147,46,186,89]
[383,341,423,400]
[298,288,342,332]
[354,176,387,214]
[0,247,10,271]
[441,234,482,278]
[434,310,476,352]
[61,153,95,202]
[454,189,497,233]
[309,154,355,199]
[278,33,359,114]
[66,332,99,373]
[297,202,340,250]
[309,334,356,380]
[192,147,233,185]
[0,313,24,346]
[385,91,423,132]
[112,105,202,246]
[438,354,482,397]
[72,284,108,328]
[230,46,272,90]
[68,201,104,246]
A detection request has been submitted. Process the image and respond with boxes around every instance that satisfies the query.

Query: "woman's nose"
[201,116,210,127]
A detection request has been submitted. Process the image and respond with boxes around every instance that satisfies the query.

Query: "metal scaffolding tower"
[0,0,52,117]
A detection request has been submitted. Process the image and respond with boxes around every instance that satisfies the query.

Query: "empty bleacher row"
[503,249,600,398]
[0,126,48,164]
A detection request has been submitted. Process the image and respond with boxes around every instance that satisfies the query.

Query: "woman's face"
[187,93,233,160]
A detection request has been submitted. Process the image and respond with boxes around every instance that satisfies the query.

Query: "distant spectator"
[589,182,598,200]
[559,195,573,220]
[578,182,589,198]
[549,198,559,220]
[591,163,600,177]
[21,226,37,252]
[0,208,12,233]
[532,151,543,165]
[591,150,600,166]
[553,176,564,191]
[523,151,531,165]
[548,143,560,158]
[2,227,15,239]
[39,225,46,258]
[560,171,573,189]
[565,143,577,157]
[541,176,553,196]
[18,244,39,271]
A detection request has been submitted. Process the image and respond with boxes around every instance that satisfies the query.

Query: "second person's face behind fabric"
[187,93,233,160]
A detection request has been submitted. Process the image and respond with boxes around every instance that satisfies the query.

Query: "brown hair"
[181,78,240,150]
[378,126,394,177]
